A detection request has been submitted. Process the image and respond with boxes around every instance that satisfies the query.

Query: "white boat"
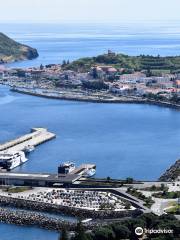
[84,168,96,178]
[0,151,28,170]
[81,219,92,223]
[24,145,35,153]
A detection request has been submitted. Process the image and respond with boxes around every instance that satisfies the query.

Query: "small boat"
[81,219,92,223]
[84,168,96,178]
[24,145,35,153]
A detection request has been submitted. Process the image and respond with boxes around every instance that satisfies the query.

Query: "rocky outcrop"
[0,33,38,63]
[159,160,180,181]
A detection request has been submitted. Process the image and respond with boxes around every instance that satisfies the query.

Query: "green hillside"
[0,33,38,63]
[64,52,180,74]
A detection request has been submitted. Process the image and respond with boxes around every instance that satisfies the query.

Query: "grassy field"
[4,186,33,193]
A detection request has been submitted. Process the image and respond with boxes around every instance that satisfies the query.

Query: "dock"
[0,128,56,153]
[71,164,96,175]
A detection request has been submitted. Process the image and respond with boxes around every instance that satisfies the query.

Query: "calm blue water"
[1,22,180,239]
[0,224,59,240]
[0,85,180,180]
[1,22,180,68]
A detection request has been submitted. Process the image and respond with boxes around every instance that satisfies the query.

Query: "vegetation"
[0,32,38,63]
[125,177,134,184]
[152,191,180,199]
[127,187,155,207]
[63,52,180,73]
[82,80,109,90]
[72,214,180,240]
[72,222,91,240]
[142,184,168,192]
[4,186,33,193]
[159,159,180,181]
[60,227,69,240]
[165,204,180,214]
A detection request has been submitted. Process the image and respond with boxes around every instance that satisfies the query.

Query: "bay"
[1,22,180,68]
[0,22,180,239]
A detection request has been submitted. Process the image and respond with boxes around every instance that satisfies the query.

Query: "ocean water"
[0,224,59,240]
[0,85,180,180]
[0,22,180,239]
[1,22,180,68]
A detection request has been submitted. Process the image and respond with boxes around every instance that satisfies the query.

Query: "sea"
[0,22,180,239]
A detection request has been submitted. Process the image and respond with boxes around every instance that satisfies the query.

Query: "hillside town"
[1,51,180,105]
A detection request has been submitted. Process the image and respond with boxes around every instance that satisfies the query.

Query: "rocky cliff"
[0,33,38,63]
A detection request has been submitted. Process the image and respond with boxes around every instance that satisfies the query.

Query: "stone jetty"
[0,207,76,231]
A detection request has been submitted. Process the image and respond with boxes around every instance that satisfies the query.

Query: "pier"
[71,164,96,175]
[0,128,56,153]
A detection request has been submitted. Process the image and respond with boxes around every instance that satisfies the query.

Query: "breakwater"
[0,195,141,220]
[0,207,76,231]
[11,88,180,110]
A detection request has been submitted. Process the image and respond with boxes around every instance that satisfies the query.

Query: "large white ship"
[0,151,28,170]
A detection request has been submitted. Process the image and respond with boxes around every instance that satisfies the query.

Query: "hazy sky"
[1,0,180,23]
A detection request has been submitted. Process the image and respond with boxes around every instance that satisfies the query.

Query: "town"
[1,50,180,107]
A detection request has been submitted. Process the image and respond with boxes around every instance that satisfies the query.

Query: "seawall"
[11,88,180,110]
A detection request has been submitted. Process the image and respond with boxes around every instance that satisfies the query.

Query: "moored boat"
[0,151,28,170]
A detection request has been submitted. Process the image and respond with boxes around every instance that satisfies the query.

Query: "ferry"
[0,151,28,170]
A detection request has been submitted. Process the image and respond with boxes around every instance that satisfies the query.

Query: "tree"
[92,67,98,79]
[126,177,134,184]
[62,60,67,67]
[124,201,131,209]
[94,227,116,240]
[146,67,152,77]
[60,227,69,240]
[112,224,131,239]
[40,64,44,70]
[107,176,111,182]
[73,222,89,240]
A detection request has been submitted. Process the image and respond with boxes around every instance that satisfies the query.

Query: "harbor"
[0,86,179,239]
[0,128,56,153]
[0,128,56,171]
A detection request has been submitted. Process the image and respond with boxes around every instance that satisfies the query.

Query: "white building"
[119,72,146,83]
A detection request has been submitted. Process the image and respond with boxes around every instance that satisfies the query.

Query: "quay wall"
[11,88,180,110]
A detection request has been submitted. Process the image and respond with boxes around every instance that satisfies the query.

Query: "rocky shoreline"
[0,207,76,231]
[159,159,180,181]
[0,32,39,63]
